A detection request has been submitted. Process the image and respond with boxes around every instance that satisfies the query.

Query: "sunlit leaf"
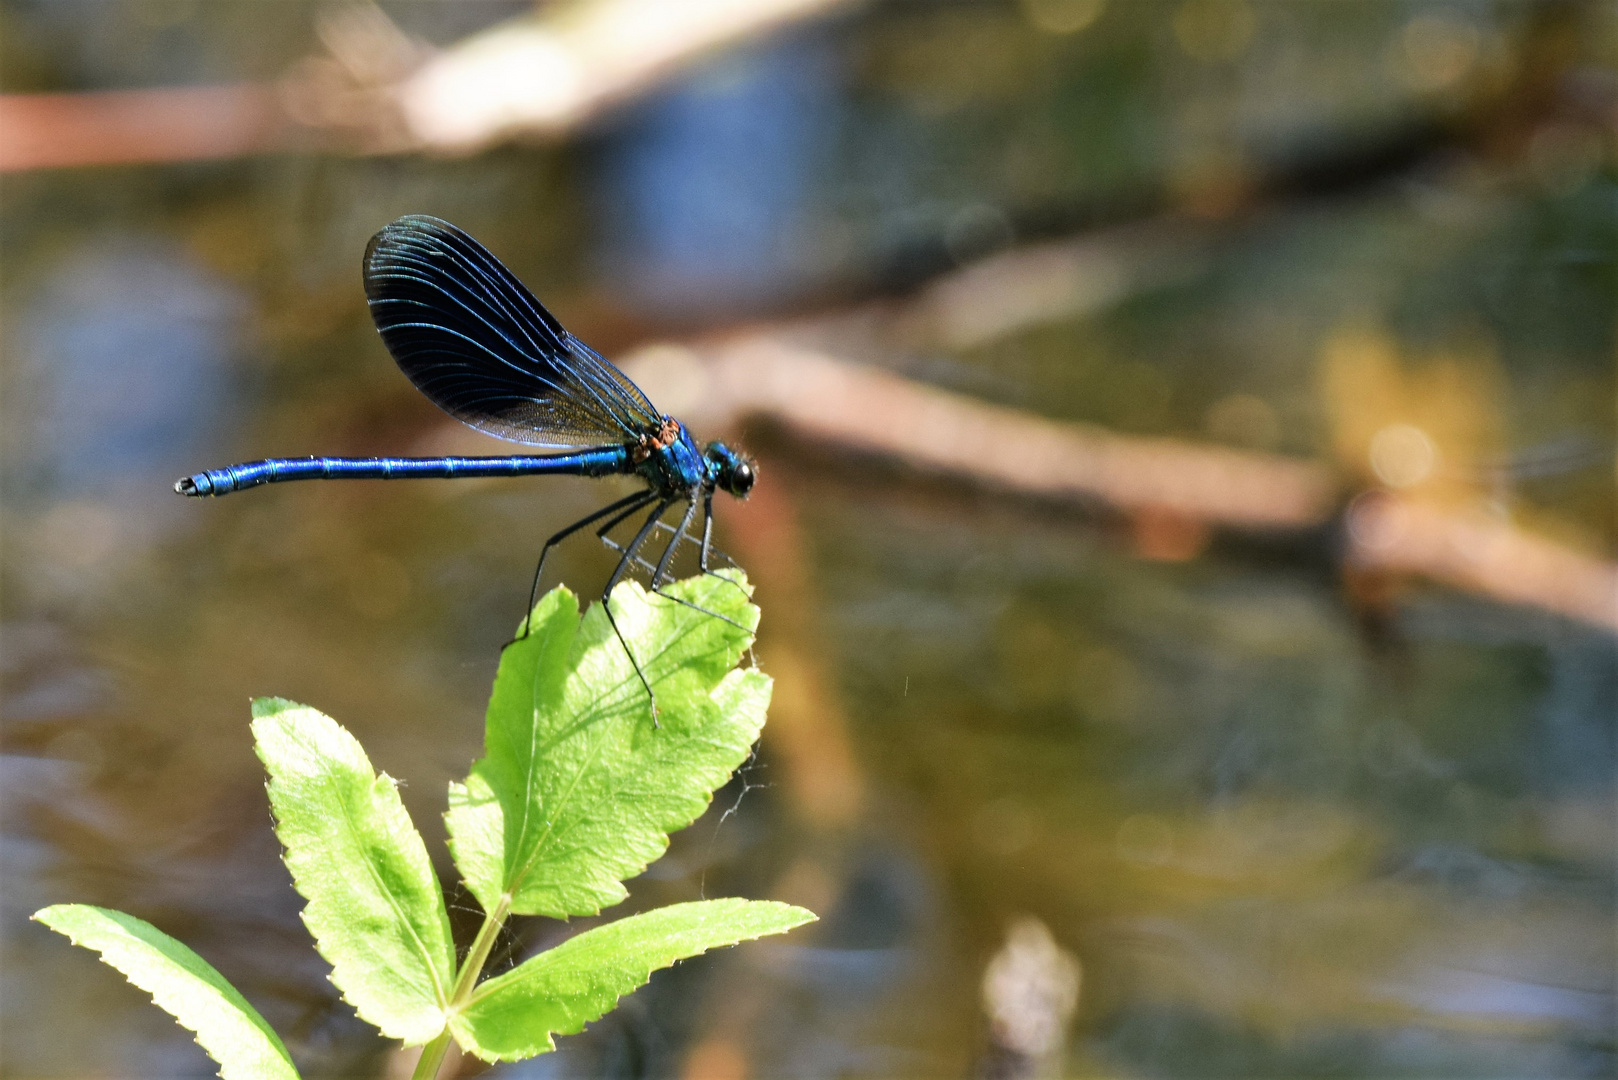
[446,572,769,918]
[451,899,815,1062]
[32,905,300,1080]
[252,698,454,1044]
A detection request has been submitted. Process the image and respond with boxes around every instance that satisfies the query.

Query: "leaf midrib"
[287,725,450,1011]
[493,581,754,909]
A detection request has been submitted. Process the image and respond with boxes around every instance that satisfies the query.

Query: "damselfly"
[176,215,756,719]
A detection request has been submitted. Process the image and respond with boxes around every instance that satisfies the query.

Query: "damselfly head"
[706,443,756,498]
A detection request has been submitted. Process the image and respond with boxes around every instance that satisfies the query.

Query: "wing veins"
[364,217,660,445]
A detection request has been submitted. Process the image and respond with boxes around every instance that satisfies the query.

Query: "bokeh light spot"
[1369,423,1438,489]
[1019,0,1107,36]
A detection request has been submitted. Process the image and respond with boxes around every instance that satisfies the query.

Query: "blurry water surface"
[2,2,1613,1078]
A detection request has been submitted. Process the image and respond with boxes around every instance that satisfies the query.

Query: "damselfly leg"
[629,495,749,598]
[696,493,752,599]
[645,503,751,633]
[513,489,656,643]
[600,501,750,633]
[602,498,676,724]
[514,491,751,723]
[651,500,699,588]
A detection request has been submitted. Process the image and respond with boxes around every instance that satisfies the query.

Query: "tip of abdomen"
[175,475,207,496]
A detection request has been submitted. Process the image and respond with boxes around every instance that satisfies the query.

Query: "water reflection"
[6,236,244,599]
[595,31,840,320]
[12,238,242,490]
[807,471,1614,1076]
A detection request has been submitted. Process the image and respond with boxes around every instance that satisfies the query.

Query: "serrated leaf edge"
[254,704,454,1043]
[450,899,816,1063]
[33,904,301,1080]
[468,574,768,919]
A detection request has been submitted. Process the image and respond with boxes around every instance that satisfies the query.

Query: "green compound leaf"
[446,572,770,918]
[252,698,454,1044]
[32,904,300,1080]
[451,899,815,1061]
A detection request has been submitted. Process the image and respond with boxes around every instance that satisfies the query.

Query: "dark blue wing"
[363,215,661,447]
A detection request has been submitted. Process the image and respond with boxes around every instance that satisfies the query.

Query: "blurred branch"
[609,324,1616,635]
[6,0,1602,187]
[392,0,855,153]
[0,0,854,171]
[0,85,286,172]
[1346,493,1618,633]
[622,338,1335,531]
[899,220,1211,352]
[722,469,866,830]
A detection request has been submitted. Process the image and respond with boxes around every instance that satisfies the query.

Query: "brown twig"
[0,0,855,171]
[1345,492,1618,633]
[0,84,286,173]
[394,0,855,153]
[607,335,1616,634]
[623,337,1336,531]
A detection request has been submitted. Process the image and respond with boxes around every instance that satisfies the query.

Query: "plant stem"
[410,1032,452,1080]
[409,894,513,1080]
[451,893,511,1005]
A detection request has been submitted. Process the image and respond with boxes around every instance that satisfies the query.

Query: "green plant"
[34,572,814,1080]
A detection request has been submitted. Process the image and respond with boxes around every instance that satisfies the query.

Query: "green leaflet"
[450,899,816,1061]
[252,698,455,1044]
[446,573,771,918]
[32,905,300,1080]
